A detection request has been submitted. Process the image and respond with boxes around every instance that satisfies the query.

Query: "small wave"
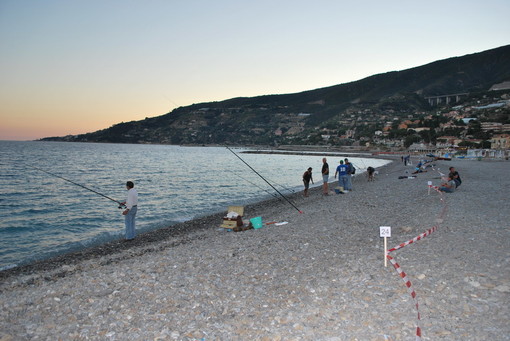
[3,229,123,268]
[0,263,18,271]
[0,225,37,233]
[78,230,123,248]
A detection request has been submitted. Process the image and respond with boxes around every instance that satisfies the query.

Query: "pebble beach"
[1,156,509,341]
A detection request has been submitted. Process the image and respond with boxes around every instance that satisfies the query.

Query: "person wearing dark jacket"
[449,167,462,188]
[344,158,355,190]
[302,167,314,197]
[321,158,329,195]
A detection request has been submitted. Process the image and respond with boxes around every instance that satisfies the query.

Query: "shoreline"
[1,157,509,340]
[0,154,395,281]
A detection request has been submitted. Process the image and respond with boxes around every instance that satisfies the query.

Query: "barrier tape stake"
[384,237,388,267]
[380,226,391,267]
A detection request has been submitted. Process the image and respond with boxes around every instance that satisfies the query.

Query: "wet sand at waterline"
[1,157,509,340]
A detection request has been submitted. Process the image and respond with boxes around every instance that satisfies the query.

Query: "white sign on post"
[380,226,391,267]
[380,226,391,238]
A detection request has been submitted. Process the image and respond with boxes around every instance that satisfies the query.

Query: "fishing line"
[432,166,446,177]
[353,158,368,170]
[29,166,125,208]
[226,147,303,214]
[350,163,361,184]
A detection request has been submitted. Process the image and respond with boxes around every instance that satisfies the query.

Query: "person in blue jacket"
[334,160,349,192]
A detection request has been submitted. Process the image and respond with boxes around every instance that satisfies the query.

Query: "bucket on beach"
[250,216,263,229]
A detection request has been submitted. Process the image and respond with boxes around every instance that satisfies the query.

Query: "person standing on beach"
[302,167,314,197]
[321,158,329,195]
[121,181,138,240]
[344,158,354,191]
[367,166,375,181]
[335,160,349,191]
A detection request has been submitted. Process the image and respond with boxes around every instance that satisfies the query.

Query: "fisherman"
[321,158,329,195]
[302,167,314,197]
[121,181,138,240]
[344,158,354,190]
[367,166,375,181]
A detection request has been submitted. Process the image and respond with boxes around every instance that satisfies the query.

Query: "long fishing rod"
[30,166,125,208]
[265,176,298,194]
[225,168,282,200]
[226,147,303,214]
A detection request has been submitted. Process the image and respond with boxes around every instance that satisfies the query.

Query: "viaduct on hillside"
[425,93,469,106]
[425,92,469,106]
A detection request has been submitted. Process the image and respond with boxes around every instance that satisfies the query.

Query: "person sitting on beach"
[412,161,427,174]
[423,160,435,169]
[449,167,461,188]
[302,167,314,197]
[367,166,375,181]
[439,176,456,193]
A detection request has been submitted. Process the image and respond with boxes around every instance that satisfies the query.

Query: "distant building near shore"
[467,149,509,159]
[436,136,458,148]
[408,143,436,153]
[491,134,510,149]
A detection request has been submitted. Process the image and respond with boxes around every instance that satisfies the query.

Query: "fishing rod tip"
[299,210,303,214]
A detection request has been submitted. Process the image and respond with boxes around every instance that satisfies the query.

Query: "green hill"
[42,44,510,146]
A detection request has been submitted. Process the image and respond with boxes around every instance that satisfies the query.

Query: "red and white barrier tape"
[387,254,422,340]
[386,188,447,340]
[387,225,438,253]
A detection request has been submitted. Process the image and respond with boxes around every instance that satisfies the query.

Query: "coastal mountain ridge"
[41,44,510,146]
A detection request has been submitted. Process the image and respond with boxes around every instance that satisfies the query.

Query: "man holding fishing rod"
[120,181,138,241]
[30,166,140,239]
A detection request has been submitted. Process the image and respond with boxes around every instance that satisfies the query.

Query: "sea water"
[0,141,389,270]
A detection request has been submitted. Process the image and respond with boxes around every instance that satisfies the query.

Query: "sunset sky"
[1,1,509,141]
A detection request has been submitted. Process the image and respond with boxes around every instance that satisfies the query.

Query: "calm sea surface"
[0,141,389,270]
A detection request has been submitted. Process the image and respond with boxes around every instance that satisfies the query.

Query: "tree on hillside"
[419,129,437,144]
[404,135,421,148]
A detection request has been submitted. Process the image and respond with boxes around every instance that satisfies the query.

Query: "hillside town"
[307,88,510,159]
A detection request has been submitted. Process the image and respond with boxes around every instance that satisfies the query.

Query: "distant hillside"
[41,44,510,146]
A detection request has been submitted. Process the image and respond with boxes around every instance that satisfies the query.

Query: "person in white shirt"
[121,181,138,240]
[439,176,456,193]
